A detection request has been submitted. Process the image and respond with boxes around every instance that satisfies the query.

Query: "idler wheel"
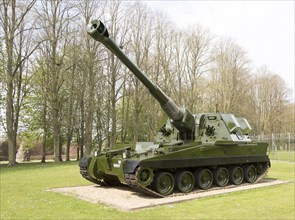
[153,172,175,196]
[195,168,213,190]
[135,167,154,187]
[256,162,268,175]
[175,171,195,193]
[229,166,244,185]
[244,164,257,183]
[214,167,229,187]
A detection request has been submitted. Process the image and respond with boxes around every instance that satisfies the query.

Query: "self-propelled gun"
[79,20,270,197]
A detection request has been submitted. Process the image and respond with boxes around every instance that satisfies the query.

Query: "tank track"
[80,167,108,186]
[125,163,270,198]
[255,164,270,183]
[80,162,269,198]
[79,166,123,187]
[125,173,164,198]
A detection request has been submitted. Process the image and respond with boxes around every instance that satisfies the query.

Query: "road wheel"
[229,166,244,185]
[135,167,154,187]
[175,171,195,193]
[153,172,175,196]
[214,167,229,187]
[195,168,213,190]
[244,164,257,183]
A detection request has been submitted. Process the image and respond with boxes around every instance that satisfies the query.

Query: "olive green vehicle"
[79,20,270,197]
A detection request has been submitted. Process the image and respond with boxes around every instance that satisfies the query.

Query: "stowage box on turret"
[79,20,270,197]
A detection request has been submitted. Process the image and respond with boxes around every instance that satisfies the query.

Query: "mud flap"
[79,156,91,169]
[123,160,140,173]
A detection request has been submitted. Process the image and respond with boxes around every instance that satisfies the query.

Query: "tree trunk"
[41,132,46,163]
[110,54,117,149]
[120,82,126,143]
[41,98,47,163]
[3,0,16,167]
[6,75,16,167]
[133,79,140,142]
[53,105,60,162]
[66,128,72,161]
[76,146,80,161]
[59,136,63,161]
[85,71,95,155]
[123,86,130,143]
[80,98,85,158]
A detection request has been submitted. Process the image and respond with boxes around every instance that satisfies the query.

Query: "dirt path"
[49,178,288,211]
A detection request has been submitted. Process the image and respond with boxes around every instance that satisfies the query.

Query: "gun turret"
[87,20,195,139]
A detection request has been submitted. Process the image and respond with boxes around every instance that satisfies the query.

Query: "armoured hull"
[80,141,270,197]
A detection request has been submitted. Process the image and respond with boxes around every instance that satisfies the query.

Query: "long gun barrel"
[87,20,194,136]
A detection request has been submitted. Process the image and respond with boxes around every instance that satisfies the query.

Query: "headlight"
[122,152,127,159]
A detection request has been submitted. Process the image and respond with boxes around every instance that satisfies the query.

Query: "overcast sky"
[144,1,294,101]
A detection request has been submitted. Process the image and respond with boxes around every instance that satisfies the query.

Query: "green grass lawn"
[0,160,294,220]
[268,150,295,162]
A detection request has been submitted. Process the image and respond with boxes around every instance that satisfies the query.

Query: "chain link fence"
[252,133,295,162]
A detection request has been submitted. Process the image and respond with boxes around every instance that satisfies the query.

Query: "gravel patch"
[49,178,288,211]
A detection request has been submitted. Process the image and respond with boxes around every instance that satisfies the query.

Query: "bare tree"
[31,57,50,163]
[209,37,251,113]
[127,1,155,141]
[182,26,213,113]
[1,0,37,166]
[249,66,290,135]
[75,0,106,155]
[62,41,79,161]
[102,0,130,148]
[36,0,77,162]
[172,31,185,106]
